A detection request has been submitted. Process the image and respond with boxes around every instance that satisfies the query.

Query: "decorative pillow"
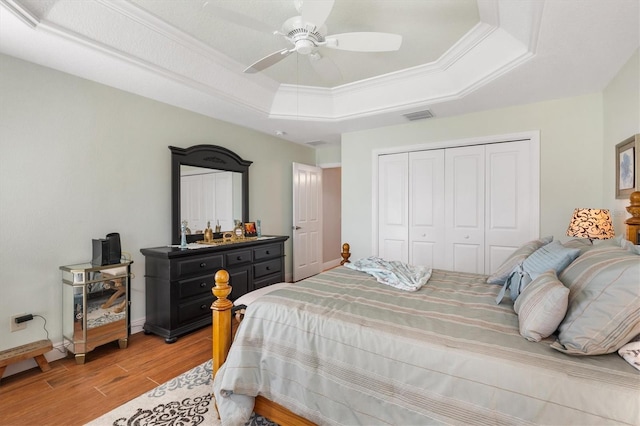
[495,240,580,303]
[562,238,594,255]
[514,270,569,342]
[552,247,640,355]
[486,236,553,284]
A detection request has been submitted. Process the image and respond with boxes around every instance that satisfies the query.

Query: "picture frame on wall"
[616,134,639,199]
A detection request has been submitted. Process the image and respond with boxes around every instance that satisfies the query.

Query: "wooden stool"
[0,339,52,382]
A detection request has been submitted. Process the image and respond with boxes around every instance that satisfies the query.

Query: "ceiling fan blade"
[325,32,402,52]
[298,0,335,28]
[205,4,274,34]
[309,53,343,84]
[244,48,293,73]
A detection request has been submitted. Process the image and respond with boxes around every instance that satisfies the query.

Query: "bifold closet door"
[378,153,409,263]
[444,145,485,273]
[484,141,535,273]
[409,150,445,268]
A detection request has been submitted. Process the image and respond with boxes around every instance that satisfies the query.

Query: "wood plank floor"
[0,326,213,426]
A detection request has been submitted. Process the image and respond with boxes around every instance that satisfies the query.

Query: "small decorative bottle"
[204,221,213,242]
[256,219,262,237]
[180,220,188,248]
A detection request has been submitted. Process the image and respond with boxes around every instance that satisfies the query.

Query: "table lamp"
[566,208,615,243]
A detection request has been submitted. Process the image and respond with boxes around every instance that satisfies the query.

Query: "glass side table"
[59,261,132,364]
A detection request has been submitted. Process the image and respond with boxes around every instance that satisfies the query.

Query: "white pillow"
[514,270,569,342]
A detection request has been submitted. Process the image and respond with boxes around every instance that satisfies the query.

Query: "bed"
[210,238,640,425]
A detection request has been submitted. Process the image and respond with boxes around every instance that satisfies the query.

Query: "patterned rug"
[85,360,277,426]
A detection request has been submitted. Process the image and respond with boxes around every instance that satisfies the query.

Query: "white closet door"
[202,173,216,231]
[485,141,535,273]
[181,174,204,232]
[445,145,485,273]
[378,153,409,262]
[409,150,445,268]
[214,172,234,231]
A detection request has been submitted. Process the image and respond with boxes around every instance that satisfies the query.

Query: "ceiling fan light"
[296,39,315,55]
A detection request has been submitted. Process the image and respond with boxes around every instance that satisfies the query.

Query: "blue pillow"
[496,240,580,304]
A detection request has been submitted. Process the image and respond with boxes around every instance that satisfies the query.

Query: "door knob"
[293,226,301,230]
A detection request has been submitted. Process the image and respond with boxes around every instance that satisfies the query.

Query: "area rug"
[86,359,277,426]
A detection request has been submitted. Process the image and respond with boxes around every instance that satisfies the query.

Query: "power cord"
[33,314,68,354]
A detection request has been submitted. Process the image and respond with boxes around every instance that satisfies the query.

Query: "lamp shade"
[566,208,615,240]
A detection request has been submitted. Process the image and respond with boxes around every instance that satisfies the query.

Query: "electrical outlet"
[10,314,27,332]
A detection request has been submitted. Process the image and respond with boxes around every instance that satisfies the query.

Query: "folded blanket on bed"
[345,256,431,291]
[618,338,640,371]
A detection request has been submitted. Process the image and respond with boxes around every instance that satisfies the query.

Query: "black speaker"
[92,233,122,266]
[92,239,109,266]
[106,232,121,264]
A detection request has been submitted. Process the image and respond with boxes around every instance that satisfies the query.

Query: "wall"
[0,54,315,360]
[603,48,640,231]
[321,167,342,268]
[342,93,607,260]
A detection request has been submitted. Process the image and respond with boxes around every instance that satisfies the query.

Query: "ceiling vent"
[305,140,329,147]
[403,110,434,121]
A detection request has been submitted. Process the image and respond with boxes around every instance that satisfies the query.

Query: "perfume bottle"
[256,219,262,237]
[180,220,188,248]
[204,221,213,242]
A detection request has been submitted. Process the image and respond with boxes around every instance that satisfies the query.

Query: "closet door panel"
[485,141,534,274]
[445,146,485,273]
[409,150,445,268]
[378,153,409,262]
[214,172,234,231]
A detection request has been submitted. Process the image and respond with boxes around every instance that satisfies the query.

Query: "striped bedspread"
[213,266,639,425]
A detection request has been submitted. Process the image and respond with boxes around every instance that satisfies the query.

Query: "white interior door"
[445,145,485,273]
[409,150,445,268]
[378,153,409,262]
[293,163,323,282]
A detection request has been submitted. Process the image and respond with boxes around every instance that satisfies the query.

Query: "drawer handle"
[266,266,271,271]
[200,282,207,288]
[236,256,243,261]
[266,250,270,255]
[200,262,206,268]
[200,304,207,310]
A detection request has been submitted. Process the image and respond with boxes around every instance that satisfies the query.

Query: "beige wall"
[342,93,607,260]
[603,49,640,232]
[322,167,342,265]
[0,54,315,352]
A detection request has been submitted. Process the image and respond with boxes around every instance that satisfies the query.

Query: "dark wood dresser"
[140,236,288,343]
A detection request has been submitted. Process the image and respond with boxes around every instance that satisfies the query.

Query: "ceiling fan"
[209,0,402,82]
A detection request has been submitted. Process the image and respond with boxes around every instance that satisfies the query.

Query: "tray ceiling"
[0,0,638,146]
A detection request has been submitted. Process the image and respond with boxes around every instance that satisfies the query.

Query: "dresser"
[140,236,288,343]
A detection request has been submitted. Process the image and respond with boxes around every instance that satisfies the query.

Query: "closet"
[378,139,538,274]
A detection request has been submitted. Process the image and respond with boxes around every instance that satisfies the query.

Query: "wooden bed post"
[340,243,351,265]
[211,269,233,378]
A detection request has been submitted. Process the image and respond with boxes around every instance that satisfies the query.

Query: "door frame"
[371,130,540,256]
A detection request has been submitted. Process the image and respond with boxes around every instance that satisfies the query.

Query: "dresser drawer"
[253,244,282,261]
[178,275,214,300]
[174,254,223,278]
[178,295,213,325]
[254,258,282,279]
[225,249,252,267]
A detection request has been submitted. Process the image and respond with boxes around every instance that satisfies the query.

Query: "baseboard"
[323,258,342,271]
[1,317,147,379]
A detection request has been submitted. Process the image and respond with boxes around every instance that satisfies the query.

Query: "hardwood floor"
[0,326,213,426]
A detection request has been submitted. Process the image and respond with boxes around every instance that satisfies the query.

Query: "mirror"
[170,145,252,245]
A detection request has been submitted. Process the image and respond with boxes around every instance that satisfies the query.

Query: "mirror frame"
[170,145,252,245]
